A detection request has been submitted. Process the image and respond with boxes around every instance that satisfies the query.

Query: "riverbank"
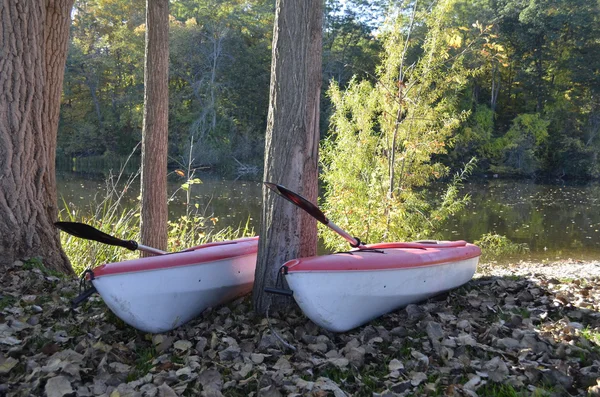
[1,259,599,397]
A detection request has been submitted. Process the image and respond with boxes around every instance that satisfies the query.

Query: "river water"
[56,171,600,263]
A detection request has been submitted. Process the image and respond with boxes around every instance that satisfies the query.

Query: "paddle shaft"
[264,182,367,249]
[135,244,167,255]
[328,221,367,249]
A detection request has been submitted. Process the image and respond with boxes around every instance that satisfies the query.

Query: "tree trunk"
[534,36,544,113]
[140,0,170,254]
[252,0,323,315]
[491,63,500,112]
[0,0,74,272]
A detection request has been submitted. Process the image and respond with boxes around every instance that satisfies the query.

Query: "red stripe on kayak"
[91,237,259,277]
[284,242,481,272]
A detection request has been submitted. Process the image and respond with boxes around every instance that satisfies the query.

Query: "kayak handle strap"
[264,265,293,297]
[264,287,293,297]
[71,286,97,308]
[71,269,97,308]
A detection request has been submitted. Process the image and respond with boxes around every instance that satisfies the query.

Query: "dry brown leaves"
[1,259,600,396]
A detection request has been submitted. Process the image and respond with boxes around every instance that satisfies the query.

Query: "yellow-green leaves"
[320,0,480,250]
[181,178,202,192]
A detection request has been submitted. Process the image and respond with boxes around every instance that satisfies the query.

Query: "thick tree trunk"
[253,0,323,314]
[0,0,74,272]
[140,0,170,254]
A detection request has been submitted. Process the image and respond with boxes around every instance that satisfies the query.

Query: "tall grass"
[59,163,254,275]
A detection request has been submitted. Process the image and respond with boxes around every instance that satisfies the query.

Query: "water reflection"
[56,171,263,231]
[443,180,600,261]
[57,172,600,262]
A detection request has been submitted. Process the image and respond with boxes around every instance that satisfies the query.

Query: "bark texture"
[0,0,74,272]
[253,0,323,314]
[140,0,169,254]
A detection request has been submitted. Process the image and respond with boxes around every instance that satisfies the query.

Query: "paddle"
[55,221,167,255]
[264,182,367,249]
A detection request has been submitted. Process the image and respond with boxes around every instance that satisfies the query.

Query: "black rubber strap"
[71,286,97,308]
[264,287,294,297]
[350,237,363,248]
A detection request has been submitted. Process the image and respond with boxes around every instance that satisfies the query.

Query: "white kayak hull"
[282,241,480,332]
[88,237,258,333]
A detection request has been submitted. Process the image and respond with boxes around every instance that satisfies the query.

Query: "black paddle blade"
[264,182,329,225]
[55,221,138,251]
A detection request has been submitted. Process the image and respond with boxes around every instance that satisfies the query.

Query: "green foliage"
[474,233,529,260]
[59,169,253,275]
[581,326,600,348]
[180,178,202,192]
[61,0,275,173]
[22,258,65,279]
[0,295,17,311]
[168,10,271,169]
[59,0,600,180]
[476,383,553,397]
[449,0,600,179]
[167,215,253,253]
[323,0,382,87]
[60,0,146,158]
[492,113,549,176]
[127,345,156,382]
[453,105,497,165]
[320,0,487,249]
[59,179,141,275]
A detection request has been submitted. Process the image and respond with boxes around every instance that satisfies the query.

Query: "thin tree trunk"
[253,0,323,315]
[0,0,74,272]
[140,0,169,254]
[491,63,500,112]
[86,76,104,128]
[209,30,222,132]
[534,37,544,113]
[389,0,417,200]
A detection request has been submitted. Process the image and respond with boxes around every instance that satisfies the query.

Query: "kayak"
[76,236,259,333]
[260,182,481,332]
[278,240,480,332]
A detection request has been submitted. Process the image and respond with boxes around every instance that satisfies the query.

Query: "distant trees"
[322,0,382,87]
[168,1,275,171]
[60,0,145,157]
[0,0,75,271]
[451,0,600,179]
[58,0,600,180]
[60,0,275,173]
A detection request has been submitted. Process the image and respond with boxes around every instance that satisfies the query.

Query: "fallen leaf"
[173,340,192,351]
[0,336,21,346]
[388,359,404,372]
[45,376,73,397]
[0,355,18,374]
[410,372,427,386]
[157,382,178,397]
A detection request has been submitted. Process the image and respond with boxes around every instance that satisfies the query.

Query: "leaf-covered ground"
[1,259,600,397]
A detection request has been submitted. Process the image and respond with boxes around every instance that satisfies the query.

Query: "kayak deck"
[284,240,480,272]
[92,236,258,277]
